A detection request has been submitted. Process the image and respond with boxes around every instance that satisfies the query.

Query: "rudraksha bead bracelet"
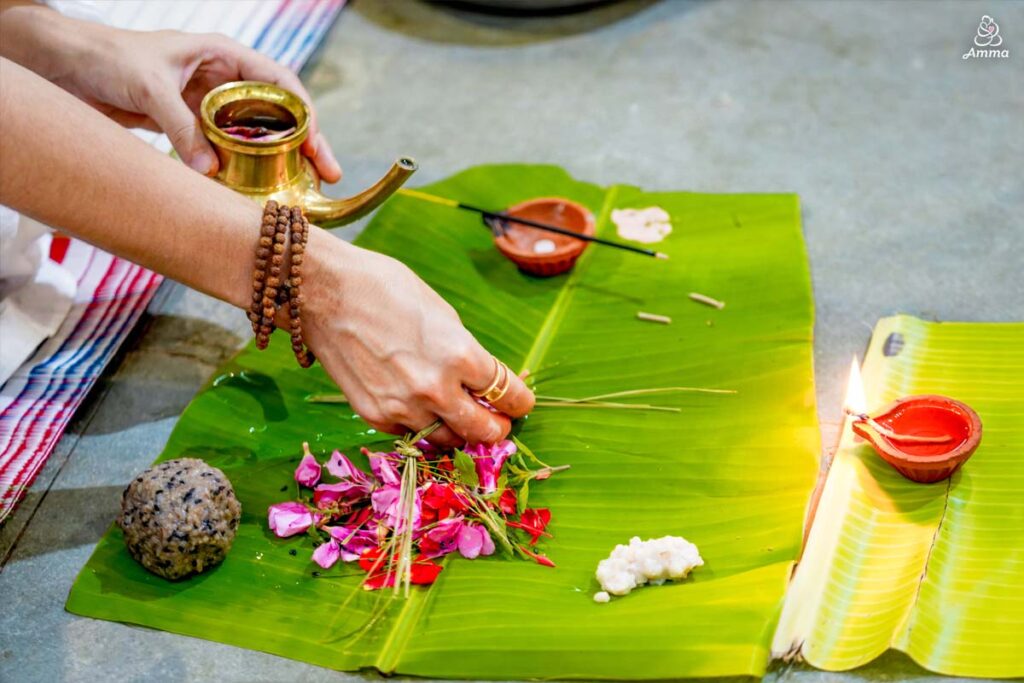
[250,201,315,366]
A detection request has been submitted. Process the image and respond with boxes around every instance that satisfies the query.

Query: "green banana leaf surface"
[66,164,820,679]
[773,316,1024,678]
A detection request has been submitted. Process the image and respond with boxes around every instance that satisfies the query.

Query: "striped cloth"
[0,0,345,524]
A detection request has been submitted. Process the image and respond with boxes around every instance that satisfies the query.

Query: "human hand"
[302,230,535,447]
[51,25,341,180]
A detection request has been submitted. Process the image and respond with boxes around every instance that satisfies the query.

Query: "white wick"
[533,239,557,255]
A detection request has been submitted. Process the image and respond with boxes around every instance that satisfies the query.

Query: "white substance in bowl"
[594,536,703,599]
[611,207,672,244]
[533,239,557,255]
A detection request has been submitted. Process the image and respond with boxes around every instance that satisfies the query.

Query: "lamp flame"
[844,356,866,416]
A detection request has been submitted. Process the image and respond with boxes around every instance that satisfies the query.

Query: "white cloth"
[0,1,102,384]
[0,209,77,384]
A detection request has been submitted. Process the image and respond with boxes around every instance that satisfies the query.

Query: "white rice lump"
[594,536,703,600]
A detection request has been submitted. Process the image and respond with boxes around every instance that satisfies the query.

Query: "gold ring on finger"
[479,361,512,404]
[471,358,511,404]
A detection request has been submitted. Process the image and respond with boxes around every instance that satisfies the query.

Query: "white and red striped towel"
[0,0,345,524]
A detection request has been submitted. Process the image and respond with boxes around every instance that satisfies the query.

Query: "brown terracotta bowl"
[851,394,982,484]
[491,197,595,277]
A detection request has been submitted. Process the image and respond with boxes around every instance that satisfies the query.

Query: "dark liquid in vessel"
[221,115,295,131]
[214,100,297,131]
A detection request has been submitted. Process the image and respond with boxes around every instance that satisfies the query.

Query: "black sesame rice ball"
[118,458,241,580]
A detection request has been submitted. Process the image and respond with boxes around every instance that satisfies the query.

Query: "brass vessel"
[200,81,416,226]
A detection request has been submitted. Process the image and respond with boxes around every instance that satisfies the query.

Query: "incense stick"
[689,292,725,309]
[637,311,672,325]
[398,188,668,260]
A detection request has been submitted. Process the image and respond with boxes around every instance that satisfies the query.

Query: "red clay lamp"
[492,198,596,276]
[846,395,982,484]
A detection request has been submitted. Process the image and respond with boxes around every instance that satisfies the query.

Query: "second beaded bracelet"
[250,201,315,367]
[286,205,314,368]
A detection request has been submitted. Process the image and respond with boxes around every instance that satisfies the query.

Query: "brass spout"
[303,157,418,227]
[200,81,416,227]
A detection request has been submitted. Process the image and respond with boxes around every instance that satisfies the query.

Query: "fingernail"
[188,152,216,176]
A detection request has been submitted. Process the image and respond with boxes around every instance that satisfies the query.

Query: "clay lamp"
[487,198,595,277]
[847,396,982,484]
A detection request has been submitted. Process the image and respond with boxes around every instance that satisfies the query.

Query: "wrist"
[0,4,98,84]
[299,227,355,330]
[247,219,371,345]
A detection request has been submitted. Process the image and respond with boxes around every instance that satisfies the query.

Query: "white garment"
[0,209,77,384]
[0,1,102,384]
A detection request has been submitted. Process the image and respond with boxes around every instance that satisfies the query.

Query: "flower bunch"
[268,430,567,593]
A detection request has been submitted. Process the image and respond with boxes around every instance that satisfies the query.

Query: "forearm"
[0,57,281,310]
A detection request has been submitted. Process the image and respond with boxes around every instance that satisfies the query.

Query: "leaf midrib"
[374,186,620,673]
[518,185,619,376]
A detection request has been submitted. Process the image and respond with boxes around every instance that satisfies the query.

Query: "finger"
[219,42,341,181]
[462,346,535,419]
[307,132,342,183]
[363,418,404,438]
[145,81,218,175]
[398,414,462,449]
[434,390,511,445]
[424,424,463,448]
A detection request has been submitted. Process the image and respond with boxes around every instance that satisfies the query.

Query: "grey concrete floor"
[1,0,1022,681]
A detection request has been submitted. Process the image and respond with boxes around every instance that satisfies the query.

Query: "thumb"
[146,85,218,176]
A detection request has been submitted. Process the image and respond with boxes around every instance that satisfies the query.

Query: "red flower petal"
[422,483,470,521]
[361,555,442,589]
[410,556,444,585]
[498,488,517,515]
[346,506,373,527]
[521,547,556,567]
[508,508,552,545]
[363,571,395,590]
[359,547,386,572]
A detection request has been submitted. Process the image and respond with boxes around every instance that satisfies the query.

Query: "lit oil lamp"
[842,359,982,484]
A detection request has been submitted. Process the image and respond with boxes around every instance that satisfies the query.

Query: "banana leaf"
[66,164,820,679]
[773,315,1024,678]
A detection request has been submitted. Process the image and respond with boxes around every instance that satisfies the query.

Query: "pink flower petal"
[366,450,402,486]
[325,451,371,485]
[465,440,516,494]
[312,539,341,569]
[294,453,322,488]
[267,502,316,538]
[327,525,378,561]
[480,527,495,556]
[371,484,420,532]
[371,485,400,520]
[421,516,464,559]
[313,481,371,508]
[458,523,487,560]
